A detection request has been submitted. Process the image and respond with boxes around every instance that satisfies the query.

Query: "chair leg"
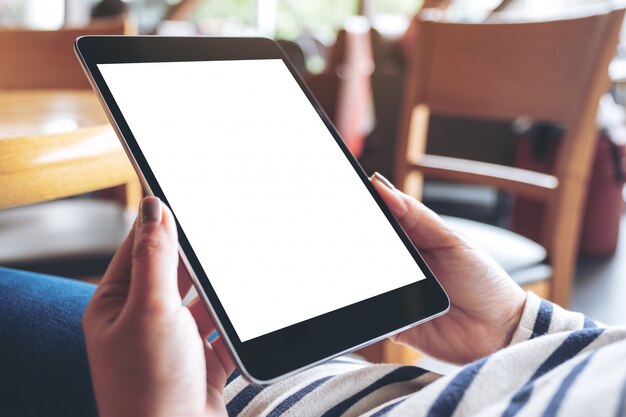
[522,279,551,300]
[94,180,143,211]
[357,339,422,364]
[549,258,575,308]
[114,180,144,211]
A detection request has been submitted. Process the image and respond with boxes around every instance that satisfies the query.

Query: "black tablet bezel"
[75,36,449,383]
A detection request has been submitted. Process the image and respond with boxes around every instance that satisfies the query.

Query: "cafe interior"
[2,0,626,367]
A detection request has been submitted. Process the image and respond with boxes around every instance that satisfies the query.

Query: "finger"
[84,221,137,323]
[370,172,463,251]
[177,259,193,299]
[211,338,236,376]
[88,219,137,311]
[127,197,181,313]
[204,338,236,389]
[187,297,216,338]
[98,223,136,289]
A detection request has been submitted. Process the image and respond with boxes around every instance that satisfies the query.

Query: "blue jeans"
[0,267,97,417]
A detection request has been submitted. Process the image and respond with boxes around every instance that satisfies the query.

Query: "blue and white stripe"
[224,292,626,417]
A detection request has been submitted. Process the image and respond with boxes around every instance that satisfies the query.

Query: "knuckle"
[406,196,423,216]
[129,290,177,317]
[141,295,172,314]
[132,233,173,261]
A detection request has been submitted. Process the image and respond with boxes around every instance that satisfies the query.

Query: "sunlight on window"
[24,0,65,29]
[371,0,422,16]
[194,0,258,35]
[194,0,423,42]
[276,0,356,42]
[0,0,64,28]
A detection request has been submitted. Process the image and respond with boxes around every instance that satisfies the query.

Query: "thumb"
[127,197,182,314]
[370,172,463,252]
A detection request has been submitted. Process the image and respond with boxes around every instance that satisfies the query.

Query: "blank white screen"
[98,59,425,342]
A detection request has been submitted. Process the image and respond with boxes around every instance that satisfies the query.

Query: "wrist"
[506,292,541,346]
[502,290,530,347]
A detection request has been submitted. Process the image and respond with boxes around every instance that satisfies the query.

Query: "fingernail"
[140,197,162,224]
[373,172,396,191]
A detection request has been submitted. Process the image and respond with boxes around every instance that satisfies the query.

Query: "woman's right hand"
[371,173,527,364]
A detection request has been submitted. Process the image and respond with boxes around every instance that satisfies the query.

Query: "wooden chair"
[395,7,625,307]
[0,17,130,89]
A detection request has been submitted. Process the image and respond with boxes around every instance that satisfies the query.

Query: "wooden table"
[0,89,143,282]
[0,89,139,209]
[0,90,110,138]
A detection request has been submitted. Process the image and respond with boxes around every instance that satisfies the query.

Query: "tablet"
[75,36,449,384]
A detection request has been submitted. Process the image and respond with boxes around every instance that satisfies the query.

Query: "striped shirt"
[224,292,626,417]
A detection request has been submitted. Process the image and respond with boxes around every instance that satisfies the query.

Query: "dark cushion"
[441,215,551,285]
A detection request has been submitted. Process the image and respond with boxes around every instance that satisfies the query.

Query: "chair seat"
[0,199,134,265]
[440,215,552,286]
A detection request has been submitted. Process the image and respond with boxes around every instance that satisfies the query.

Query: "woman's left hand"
[83,197,235,417]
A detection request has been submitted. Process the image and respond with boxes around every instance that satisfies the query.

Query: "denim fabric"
[0,267,97,417]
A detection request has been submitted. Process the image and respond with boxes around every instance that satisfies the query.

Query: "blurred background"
[2,0,626,364]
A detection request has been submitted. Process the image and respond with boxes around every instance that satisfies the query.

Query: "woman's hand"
[371,173,527,364]
[82,197,234,417]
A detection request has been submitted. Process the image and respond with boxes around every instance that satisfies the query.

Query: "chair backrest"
[0,17,130,89]
[396,7,625,305]
[401,11,619,123]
